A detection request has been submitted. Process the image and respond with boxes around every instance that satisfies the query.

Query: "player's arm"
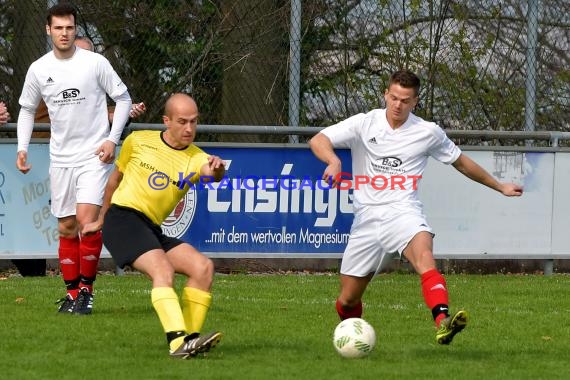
[81,167,123,235]
[309,132,342,186]
[16,67,43,173]
[16,106,37,174]
[95,55,132,163]
[200,155,225,182]
[96,92,132,164]
[452,153,523,196]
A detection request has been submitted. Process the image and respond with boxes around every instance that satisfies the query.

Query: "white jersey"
[321,108,461,211]
[18,47,130,167]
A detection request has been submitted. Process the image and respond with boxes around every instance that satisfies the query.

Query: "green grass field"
[0,272,568,380]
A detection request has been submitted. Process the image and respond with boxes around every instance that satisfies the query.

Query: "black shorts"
[102,205,184,268]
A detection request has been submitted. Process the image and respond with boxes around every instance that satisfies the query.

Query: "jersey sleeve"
[115,133,135,172]
[95,55,132,144]
[17,65,43,152]
[95,55,130,100]
[107,92,132,144]
[16,107,36,152]
[427,125,461,164]
[18,64,42,110]
[320,113,366,148]
[189,148,210,183]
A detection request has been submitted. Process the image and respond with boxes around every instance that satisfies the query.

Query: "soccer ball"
[333,318,376,358]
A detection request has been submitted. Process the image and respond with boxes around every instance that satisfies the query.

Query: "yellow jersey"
[111,130,209,225]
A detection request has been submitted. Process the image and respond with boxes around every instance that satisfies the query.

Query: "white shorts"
[49,159,113,218]
[340,204,433,277]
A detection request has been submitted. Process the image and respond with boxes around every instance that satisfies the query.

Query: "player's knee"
[188,256,214,287]
[198,256,214,279]
[58,224,78,238]
[151,270,176,288]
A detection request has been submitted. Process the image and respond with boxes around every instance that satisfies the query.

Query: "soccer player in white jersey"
[310,69,523,344]
[15,3,132,314]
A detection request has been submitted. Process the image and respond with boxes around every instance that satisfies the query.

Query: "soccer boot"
[169,331,223,359]
[73,288,94,315]
[436,310,468,345]
[55,295,75,313]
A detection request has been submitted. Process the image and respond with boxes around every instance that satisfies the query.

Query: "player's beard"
[55,41,74,53]
[51,35,75,56]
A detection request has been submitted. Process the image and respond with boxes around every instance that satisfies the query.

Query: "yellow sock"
[181,287,212,334]
[169,336,185,352]
[151,287,187,351]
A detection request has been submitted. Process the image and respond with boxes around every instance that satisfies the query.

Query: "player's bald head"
[164,93,198,118]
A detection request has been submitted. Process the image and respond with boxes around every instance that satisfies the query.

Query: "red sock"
[336,299,363,320]
[59,236,80,298]
[421,269,449,326]
[79,231,103,293]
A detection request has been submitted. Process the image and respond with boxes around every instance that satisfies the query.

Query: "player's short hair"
[47,3,77,26]
[388,70,421,97]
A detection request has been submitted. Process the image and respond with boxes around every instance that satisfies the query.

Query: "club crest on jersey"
[161,189,197,238]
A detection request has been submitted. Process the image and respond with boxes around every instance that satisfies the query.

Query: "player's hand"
[81,220,103,236]
[0,102,9,124]
[129,102,146,119]
[16,150,32,174]
[95,140,117,164]
[207,155,224,171]
[322,160,342,188]
[205,155,225,181]
[500,183,523,197]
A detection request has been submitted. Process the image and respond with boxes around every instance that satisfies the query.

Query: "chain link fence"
[0,0,568,143]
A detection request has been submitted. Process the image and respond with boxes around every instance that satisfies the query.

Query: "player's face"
[46,15,76,56]
[163,102,199,149]
[384,84,418,127]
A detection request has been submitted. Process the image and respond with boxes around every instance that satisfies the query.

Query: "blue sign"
[164,147,354,257]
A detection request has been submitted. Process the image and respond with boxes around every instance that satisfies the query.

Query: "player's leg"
[131,249,193,356]
[165,242,222,354]
[337,274,373,319]
[403,231,448,322]
[72,161,112,314]
[73,203,101,314]
[75,203,101,291]
[50,167,81,312]
[56,215,80,312]
[336,207,383,320]
[403,231,468,344]
[134,249,220,358]
[165,242,215,334]
[102,206,213,358]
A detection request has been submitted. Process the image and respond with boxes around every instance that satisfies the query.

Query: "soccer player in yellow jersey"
[83,93,225,358]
